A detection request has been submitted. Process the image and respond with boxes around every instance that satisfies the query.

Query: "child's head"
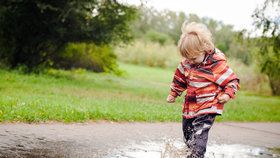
[178,21,214,63]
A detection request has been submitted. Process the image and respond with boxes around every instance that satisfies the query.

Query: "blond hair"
[178,21,214,59]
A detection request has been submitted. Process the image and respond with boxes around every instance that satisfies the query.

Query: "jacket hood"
[207,48,227,64]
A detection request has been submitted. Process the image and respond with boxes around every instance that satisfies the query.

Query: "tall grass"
[227,59,271,95]
[115,40,272,95]
[115,40,180,68]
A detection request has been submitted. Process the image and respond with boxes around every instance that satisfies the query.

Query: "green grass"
[0,63,279,123]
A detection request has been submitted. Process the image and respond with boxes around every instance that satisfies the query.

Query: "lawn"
[0,63,279,123]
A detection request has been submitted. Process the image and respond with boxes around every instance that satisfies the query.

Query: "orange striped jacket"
[169,48,240,119]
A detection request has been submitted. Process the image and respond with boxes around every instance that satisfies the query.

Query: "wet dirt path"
[0,122,279,158]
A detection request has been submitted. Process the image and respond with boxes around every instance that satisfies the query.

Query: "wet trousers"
[182,114,216,158]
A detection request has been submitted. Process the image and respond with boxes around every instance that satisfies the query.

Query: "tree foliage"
[252,0,280,95]
[132,6,248,61]
[132,6,186,44]
[0,0,137,71]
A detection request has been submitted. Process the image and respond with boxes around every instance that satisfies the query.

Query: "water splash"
[206,144,279,158]
[106,139,280,158]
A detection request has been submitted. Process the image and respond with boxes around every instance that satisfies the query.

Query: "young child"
[166,21,239,157]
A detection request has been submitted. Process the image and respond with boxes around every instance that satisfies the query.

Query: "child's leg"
[183,114,216,158]
[182,117,195,146]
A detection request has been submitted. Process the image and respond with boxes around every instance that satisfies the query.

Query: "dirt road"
[0,122,279,158]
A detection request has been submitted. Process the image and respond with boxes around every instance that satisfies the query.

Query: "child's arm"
[213,60,240,102]
[167,62,187,103]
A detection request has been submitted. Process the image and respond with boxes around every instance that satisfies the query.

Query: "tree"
[131,6,186,44]
[252,0,280,95]
[0,0,137,71]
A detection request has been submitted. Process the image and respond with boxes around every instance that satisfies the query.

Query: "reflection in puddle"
[106,140,280,158]
[0,140,74,158]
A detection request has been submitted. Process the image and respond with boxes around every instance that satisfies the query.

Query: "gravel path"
[0,122,279,158]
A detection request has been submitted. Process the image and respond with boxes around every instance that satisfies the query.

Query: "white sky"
[122,0,266,32]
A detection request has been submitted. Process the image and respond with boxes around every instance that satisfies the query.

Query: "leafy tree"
[227,31,252,65]
[214,25,234,53]
[131,6,186,44]
[252,0,280,95]
[166,11,187,44]
[0,0,137,71]
[188,14,201,23]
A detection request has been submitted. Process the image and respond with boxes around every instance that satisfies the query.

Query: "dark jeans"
[182,114,216,158]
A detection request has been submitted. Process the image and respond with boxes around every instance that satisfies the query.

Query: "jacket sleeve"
[212,60,240,98]
[169,62,187,97]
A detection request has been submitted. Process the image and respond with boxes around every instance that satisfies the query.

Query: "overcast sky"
[122,0,266,32]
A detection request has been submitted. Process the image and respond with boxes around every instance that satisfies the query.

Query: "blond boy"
[167,22,239,157]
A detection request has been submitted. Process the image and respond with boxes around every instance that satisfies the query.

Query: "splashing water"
[106,139,280,158]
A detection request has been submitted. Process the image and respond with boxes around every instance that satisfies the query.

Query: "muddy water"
[106,139,280,158]
[1,138,279,158]
[0,122,280,158]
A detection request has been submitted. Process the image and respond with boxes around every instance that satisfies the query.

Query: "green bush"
[145,30,172,45]
[53,43,121,74]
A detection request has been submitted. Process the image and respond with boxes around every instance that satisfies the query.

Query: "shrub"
[145,30,172,45]
[53,43,121,74]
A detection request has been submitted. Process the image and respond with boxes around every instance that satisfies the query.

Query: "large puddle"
[106,139,280,158]
[1,122,280,157]
[0,139,279,158]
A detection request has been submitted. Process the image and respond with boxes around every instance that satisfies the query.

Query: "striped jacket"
[169,48,239,119]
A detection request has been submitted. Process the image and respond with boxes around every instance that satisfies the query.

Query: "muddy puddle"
[1,139,279,158]
[1,122,280,158]
[106,139,280,158]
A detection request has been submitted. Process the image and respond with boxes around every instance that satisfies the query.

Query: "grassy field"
[0,63,279,123]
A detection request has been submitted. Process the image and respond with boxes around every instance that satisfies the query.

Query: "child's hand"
[218,93,230,103]
[166,95,176,103]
